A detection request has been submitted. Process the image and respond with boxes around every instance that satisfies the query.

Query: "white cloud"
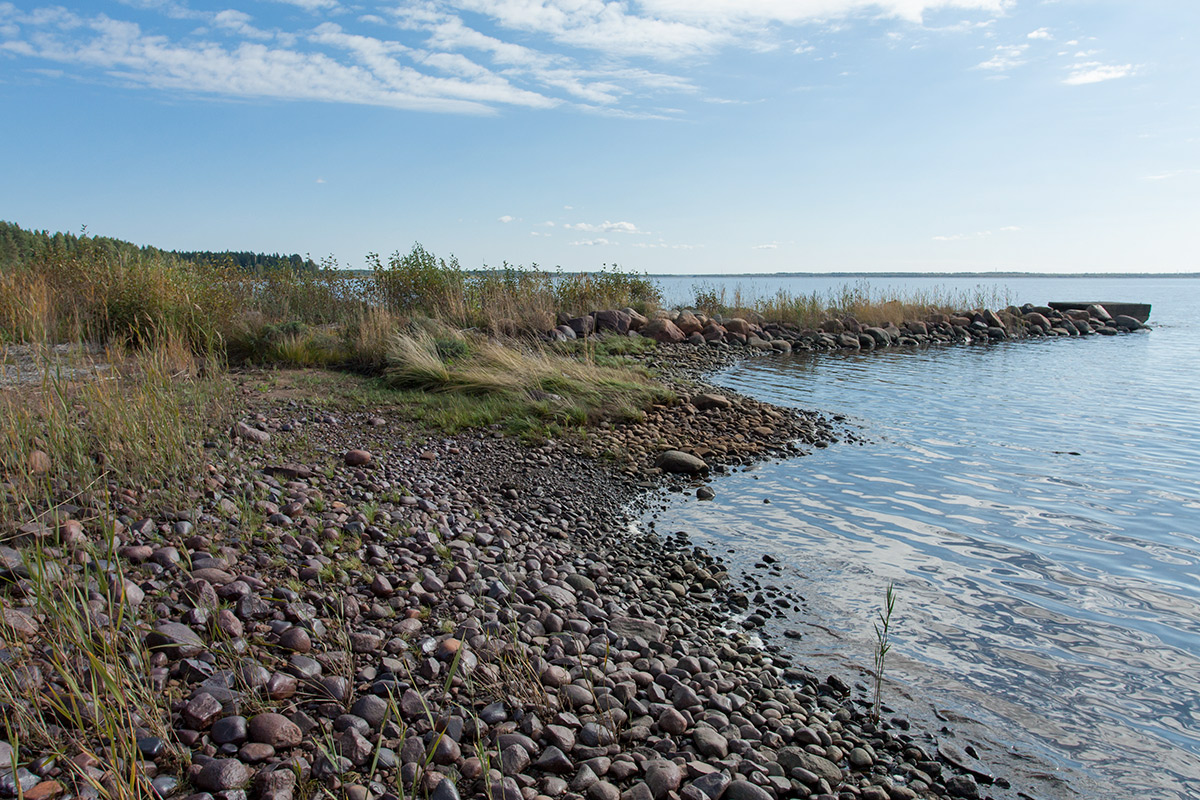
[975,43,1027,71]
[315,177,326,183]
[565,220,645,234]
[1026,27,1051,40]
[640,0,1010,27]
[0,0,1018,117]
[498,214,515,222]
[0,10,559,113]
[570,238,614,246]
[1142,169,1199,181]
[1064,62,1135,85]
[752,243,778,250]
[212,9,271,40]
[270,0,340,12]
[932,227,1019,241]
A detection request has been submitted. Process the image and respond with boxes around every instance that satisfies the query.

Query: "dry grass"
[0,535,181,799]
[382,324,672,439]
[0,340,228,799]
[694,280,1014,328]
[0,340,225,504]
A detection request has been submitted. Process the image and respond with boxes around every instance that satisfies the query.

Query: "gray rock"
[685,771,730,800]
[233,422,270,444]
[249,713,302,748]
[587,782,620,800]
[211,716,248,745]
[645,761,682,799]
[724,781,771,800]
[145,622,205,658]
[534,745,574,774]
[181,693,224,729]
[655,450,708,476]
[777,748,840,786]
[658,707,687,735]
[610,616,665,643]
[945,774,979,799]
[350,695,389,729]
[340,727,373,766]
[937,742,993,782]
[692,726,728,759]
[195,759,251,791]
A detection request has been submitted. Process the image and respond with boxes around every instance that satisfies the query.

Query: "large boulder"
[594,309,632,334]
[621,308,648,330]
[655,450,708,475]
[723,318,751,337]
[674,311,703,336]
[863,327,891,346]
[642,319,686,344]
[1113,314,1146,331]
[566,316,595,337]
[1023,312,1051,330]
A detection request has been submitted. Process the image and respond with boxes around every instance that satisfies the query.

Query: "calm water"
[642,278,1200,799]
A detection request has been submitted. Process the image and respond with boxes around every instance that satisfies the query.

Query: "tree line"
[0,221,318,274]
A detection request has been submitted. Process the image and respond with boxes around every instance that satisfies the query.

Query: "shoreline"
[0,322,1150,800]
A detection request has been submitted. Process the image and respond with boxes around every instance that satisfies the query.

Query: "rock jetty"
[546,302,1149,352]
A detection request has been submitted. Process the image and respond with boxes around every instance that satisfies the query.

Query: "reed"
[692,280,1013,328]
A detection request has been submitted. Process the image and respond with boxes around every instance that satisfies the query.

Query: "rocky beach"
[0,300,1151,800]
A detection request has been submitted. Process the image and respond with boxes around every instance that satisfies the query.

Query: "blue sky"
[0,0,1196,274]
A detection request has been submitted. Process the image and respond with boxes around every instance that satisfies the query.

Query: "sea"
[640,276,1200,799]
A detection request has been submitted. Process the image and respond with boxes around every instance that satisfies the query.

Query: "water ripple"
[644,280,1200,799]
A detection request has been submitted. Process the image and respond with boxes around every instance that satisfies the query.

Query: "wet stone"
[138,737,168,759]
[211,716,248,745]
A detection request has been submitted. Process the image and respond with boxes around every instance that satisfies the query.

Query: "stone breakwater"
[545,302,1149,352]
[1,348,1058,800]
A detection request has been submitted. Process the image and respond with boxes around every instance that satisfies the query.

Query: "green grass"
[381,326,671,440]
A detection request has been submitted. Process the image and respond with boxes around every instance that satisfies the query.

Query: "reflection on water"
[646,314,1200,799]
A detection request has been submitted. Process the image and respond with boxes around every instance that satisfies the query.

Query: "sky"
[0,1,1196,274]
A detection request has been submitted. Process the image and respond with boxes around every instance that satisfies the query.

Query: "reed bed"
[692,280,1013,328]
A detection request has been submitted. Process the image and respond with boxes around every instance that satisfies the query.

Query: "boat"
[1048,302,1151,323]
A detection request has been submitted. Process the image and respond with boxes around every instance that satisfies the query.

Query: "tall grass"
[371,246,661,334]
[0,341,226,798]
[0,235,241,351]
[692,280,1013,328]
[382,324,672,438]
[0,340,225,507]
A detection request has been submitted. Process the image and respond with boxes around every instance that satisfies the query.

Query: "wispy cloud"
[932,227,1019,241]
[1026,27,1052,40]
[565,220,645,234]
[0,0,1016,116]
[975,44,1028,71]
[752,243,778,250]
[497,214,515,223]
[1063,62,1136,86]
[1142,169,1200,181]
[570,237,614,246]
